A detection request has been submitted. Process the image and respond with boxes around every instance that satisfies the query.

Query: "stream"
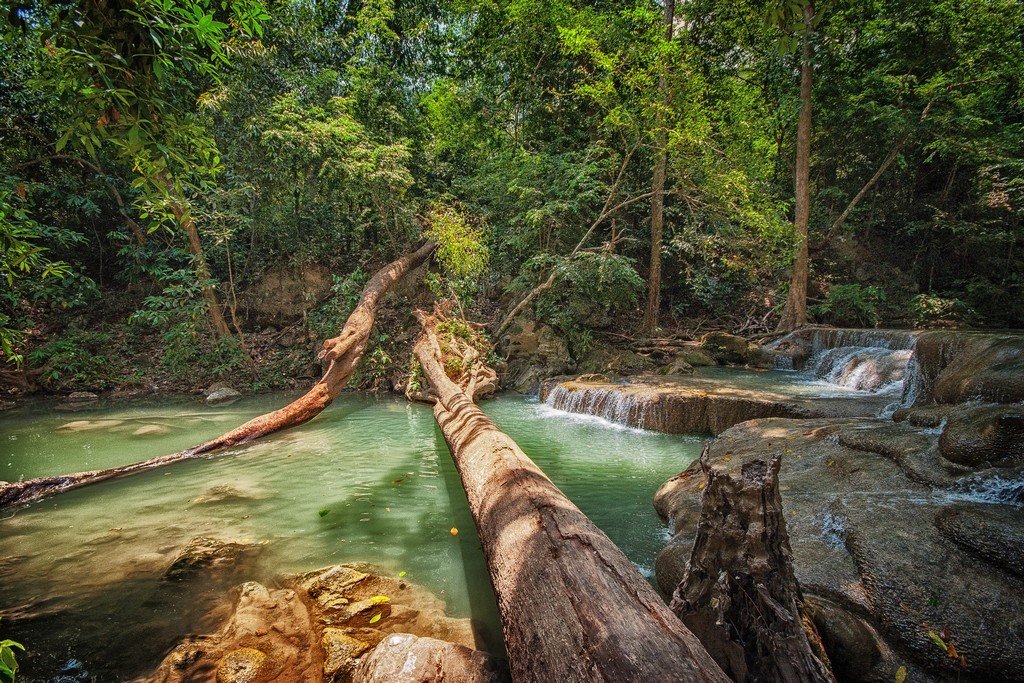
[0,393,703,680]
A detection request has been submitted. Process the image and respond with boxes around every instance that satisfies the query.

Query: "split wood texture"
[670,453,835,683]
[0,241,436,510]
[412,306,728,682]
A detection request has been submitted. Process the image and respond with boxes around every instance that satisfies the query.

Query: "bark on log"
[412,307,728,682]
[0,241,436,510]
[669,454,835,683]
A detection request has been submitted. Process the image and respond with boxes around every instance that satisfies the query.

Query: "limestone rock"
[163,537,264,581]
[206,387,242,406]
[66,391,99,402]
[699,331,757,365]
[353,633,507,683]
[216,648,267,683]
[939,404,1024,468]
[146,564,495,683]
[503,319,574,392]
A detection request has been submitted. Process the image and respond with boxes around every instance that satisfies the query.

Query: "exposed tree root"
[670,453,835,683]
[411,303,728,682]
[0,241,436,511]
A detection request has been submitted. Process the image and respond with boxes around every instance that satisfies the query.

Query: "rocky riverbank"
[546,327,1024,681]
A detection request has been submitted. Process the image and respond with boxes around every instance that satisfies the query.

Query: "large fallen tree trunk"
[412,305,728,682]
[669,453,835,683]
[0,241,436,511]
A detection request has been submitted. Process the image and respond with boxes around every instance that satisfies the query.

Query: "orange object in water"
[450,527,459,536]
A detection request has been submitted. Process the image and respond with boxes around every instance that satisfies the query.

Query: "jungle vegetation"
[2,0,1022,390]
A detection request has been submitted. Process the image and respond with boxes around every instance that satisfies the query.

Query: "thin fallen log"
[669,453,835,683]
[0,241,436,510]
[412,304,728,682]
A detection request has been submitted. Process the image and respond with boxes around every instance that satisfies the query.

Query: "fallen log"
[669,453,835,683]
[411,304,728,682]
[0,241,436,510]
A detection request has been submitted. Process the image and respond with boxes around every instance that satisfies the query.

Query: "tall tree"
[643,0,676,332]
[777,0,815,332]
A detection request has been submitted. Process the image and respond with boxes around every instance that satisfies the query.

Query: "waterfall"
[543,384,655,430]
[809,346,912,393]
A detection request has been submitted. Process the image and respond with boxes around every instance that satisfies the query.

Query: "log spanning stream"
[0,392,705,680]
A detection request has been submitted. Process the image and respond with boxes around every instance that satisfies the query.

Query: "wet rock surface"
[205,386,242,406]
[655,417,1024,682]
[163,536,266,582]
[145,563,506,683]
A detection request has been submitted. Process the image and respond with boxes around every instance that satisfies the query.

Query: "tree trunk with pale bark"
[0,241,435,510]
[412,305,728,682]
[777,1,814,333]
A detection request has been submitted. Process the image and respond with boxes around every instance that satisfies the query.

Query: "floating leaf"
[398,571,407,578]
[318,508,330,518]
[450,527,459,536]
[368,613,382,624]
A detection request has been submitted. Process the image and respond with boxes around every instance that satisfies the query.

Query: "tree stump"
[669,452,835,683]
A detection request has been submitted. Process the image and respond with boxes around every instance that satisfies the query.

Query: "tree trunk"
[0,241,436,511]
[777,2,814,333]
[412,306,728,683]
[171,204,232,339]
[669,454,835,683]
[822,100,933,244]
[643,0,675,333]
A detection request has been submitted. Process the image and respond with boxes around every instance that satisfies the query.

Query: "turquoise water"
[0,393,702,680]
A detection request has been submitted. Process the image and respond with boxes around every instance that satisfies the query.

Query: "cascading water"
[809,346,912,393]
[543,384,655,430]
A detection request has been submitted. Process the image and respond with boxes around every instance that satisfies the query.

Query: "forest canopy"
[2,0,1022,386]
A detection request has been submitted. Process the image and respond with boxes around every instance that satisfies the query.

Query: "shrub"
[811,284,887,327]
[910,293,978,329]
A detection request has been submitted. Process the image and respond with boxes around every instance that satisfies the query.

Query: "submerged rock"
[206,386,242,406]
[655,417,1024,681]
[133,423,171,437]
[163,537,265,581]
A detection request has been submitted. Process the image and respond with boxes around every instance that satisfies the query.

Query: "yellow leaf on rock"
[894,665,907,683]
[369,595,390,604]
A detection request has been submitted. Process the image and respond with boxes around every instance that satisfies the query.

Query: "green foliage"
[308,269,368,341]
[0,631,24,683]
[27,328,111,388]
[516,251,644,356]
[811,284,887,328]
[910,294,978,329]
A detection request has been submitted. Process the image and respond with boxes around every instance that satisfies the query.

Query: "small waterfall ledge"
[539,375,888,435]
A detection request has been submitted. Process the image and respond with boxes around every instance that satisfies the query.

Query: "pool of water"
[0,393,702,680]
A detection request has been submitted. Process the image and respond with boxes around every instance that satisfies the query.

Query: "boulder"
[353,633,507,683]
[206,387,242,406]
[660,357,694,376]
[699,332,758,366]
[579,345,655,375]
[672,346,717,368]
[66,391,99,402]
[502,319,574,392]
[145,564,502,683]
[939,404,1024,468]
